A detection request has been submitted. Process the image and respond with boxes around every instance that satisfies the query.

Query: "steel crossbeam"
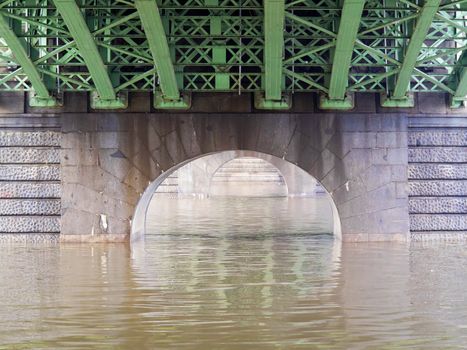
[0,0,464,109]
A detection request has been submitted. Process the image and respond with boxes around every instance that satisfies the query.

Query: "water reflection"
[0,197,466,349]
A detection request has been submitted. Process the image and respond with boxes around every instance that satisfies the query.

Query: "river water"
[0,196,466,349]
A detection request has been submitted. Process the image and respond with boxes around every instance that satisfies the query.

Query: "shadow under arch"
[131,150,342,243]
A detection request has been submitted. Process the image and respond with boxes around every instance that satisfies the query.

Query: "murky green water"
[1,197,466,349]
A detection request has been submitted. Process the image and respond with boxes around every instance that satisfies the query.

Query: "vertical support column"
[320,0,365,109]
[135,0,190,109]
[53,0,126,109]
[255,0,290,109]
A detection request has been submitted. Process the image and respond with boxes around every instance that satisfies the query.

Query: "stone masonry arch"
[60,112,409,243]
[131,150,340,242]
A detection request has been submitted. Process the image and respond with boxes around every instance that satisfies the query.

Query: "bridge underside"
[0,0,465,109]
[0,91,466,243]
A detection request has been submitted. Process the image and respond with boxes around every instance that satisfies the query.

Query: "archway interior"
[132,150,340,241]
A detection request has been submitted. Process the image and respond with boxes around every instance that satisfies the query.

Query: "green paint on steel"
[0,0,464,105]
[53,0,116,101]
[390,0,442,100]
[327,0,366,101]
[0,11,52,101]
[451,52,467,107]
[264,0,285,101]
[135,0,180,100]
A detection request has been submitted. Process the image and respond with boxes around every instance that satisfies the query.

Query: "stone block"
[0,199,60,215]
[409,197,467,214]
[0,182,61,199]
[98,149,132,181]
[0,165,60,181]
[0,131,60,147]
[408,164,467,180]
[371,148,408,165]
[336,114,381,132]
[164,130,188,165]
[0,148,60,164]
[409,180,467,196]
[408,130,467,146]
[61,148,98,166]
[380,114,408,131]
[361,165,392,191]
[417,93,448,114]
[396,182,408,199]
[408,147,467,163]
[376,132,407,148]
[61,114,97,132]
[410,214,467,231]
[96,113,131,132]
[391,165,407,182]
[0,233,59,243]
[191,92,251,113]
[0,92,25,113]
[0,216,60,233]
[61,207,100,235]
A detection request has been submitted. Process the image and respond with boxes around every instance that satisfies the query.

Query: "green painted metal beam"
[386,0,441,104]
[53,0,123,108]
[135,0,182,103]
[264,0,285,101]
[322,0,365,109]
[451,53,467,108]
[0,11,56,106]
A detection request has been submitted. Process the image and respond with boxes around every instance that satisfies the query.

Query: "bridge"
[0,0,465,243]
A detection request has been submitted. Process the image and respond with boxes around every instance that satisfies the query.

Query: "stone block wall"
[0,115,61,242]
[408,117,467,241]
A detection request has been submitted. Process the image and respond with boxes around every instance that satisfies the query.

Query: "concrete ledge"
[59,234,129,243]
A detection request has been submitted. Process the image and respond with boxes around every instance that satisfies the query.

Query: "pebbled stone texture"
[0,165,60,181]
[411,232,467,242]
[0,199,60,215]
[408,130,467,146]
[0,216,60,233]
[0,233,59,243]
[409,197,467,214]
[0,148,60,164]
[410,214,467,231]
[409,180,467,196]
[0,182,61,198]
[408,164,467,180]
[0,131,60,147]
[408,124,467,239]
[408,147,467,163]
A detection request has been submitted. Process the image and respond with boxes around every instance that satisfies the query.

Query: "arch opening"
[131,150,342,242]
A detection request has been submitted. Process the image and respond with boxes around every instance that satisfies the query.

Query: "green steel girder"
[321,0,366,109]
[384,0,442,106]
[0,9,55,106]
[0,0,464,108]
[53,0,124,108]
[262,0,286,105]
[451,51,467,107]
[135,0,187,109]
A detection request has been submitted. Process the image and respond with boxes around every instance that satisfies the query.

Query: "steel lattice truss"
[0,0,465,109]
